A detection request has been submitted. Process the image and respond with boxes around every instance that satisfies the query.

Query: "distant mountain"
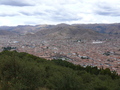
[72,23,120,34]
[0,25,53,35]
[0,30,17,36]
[32,24,105,40]
[12,25,53,34]
[0,23,120,39]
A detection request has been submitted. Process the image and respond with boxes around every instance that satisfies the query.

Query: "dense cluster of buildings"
[0,35,120,74]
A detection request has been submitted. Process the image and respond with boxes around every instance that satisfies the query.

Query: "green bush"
[0,51,119,90]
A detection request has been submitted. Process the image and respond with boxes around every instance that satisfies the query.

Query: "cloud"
[0,0,34,7]
[0,13,19,17]
[49,10,82,22]
[94,0,120,16]
[0,5,20,17]
[18,2,83,22]
[20,11,46,16]
[95,10,120,16]
[0,0,120,26]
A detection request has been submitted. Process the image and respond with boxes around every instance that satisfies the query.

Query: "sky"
[0,0,120,26]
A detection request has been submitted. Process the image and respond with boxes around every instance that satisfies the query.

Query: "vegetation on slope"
[0,50,120,90]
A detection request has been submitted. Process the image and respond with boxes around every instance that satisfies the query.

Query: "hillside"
[33,24,105,40]
[0,25,53,35]
[0,23,120,35]
[0,51,119,90]
[0,23,120,39]
[72,23,120,34]
[0,30,17,36]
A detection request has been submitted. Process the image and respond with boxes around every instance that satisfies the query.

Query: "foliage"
[2,46,17,51]
[0,51,120,90]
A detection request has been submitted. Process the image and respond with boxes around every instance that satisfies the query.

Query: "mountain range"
[0,23,120,40]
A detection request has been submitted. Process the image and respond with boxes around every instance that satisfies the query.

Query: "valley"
[0,23,120,74]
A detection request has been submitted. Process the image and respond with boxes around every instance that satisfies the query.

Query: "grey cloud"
[19,12,31,16]
[0,0,34,6]
[20,8,81,22]
[0,13,19,17]
[95,10,120,16]
[20,11,46,16]
[46,9,82,22]
[94,2,120,16]
[52,14,81,22]
[95,9,120,16]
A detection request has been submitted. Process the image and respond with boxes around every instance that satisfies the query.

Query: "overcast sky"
[0,0,120,26]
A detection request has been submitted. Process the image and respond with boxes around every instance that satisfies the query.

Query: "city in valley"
[0,23,120,74]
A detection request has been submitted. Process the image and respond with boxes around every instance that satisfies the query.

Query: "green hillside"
[0,51,120,90]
